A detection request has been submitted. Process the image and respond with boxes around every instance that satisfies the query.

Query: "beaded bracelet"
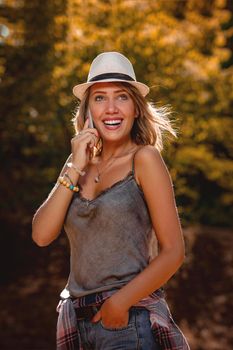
[67,162,86,176]
[58,176,79,192]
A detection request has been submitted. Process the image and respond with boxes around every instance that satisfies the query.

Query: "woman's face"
[88,82,137,143]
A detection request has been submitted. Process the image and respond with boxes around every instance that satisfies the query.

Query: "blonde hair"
[73,82,177,153]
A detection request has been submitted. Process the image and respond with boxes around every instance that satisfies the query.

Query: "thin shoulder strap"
[131,147,143,175]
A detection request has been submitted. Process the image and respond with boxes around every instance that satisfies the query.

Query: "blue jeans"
[77,307,161,350]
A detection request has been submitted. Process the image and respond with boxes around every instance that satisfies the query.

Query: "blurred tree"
[222,0,233,68]
[0,0,71,281]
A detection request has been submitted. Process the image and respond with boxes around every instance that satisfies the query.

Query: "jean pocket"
[99,309,134,331]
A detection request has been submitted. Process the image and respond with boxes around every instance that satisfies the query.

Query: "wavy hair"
[72,82,177,153]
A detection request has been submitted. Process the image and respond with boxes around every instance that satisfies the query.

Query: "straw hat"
[73,52,150,99]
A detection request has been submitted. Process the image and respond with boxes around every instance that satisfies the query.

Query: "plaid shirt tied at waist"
[56,288,190,350]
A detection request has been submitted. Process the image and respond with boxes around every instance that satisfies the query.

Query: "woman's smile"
[102,117,123,130]
[88,82,136,140]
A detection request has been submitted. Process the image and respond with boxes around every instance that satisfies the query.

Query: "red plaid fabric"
[56,288,190,350]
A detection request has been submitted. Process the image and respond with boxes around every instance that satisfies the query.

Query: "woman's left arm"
[93,146,185,326]
[113,146,185,305]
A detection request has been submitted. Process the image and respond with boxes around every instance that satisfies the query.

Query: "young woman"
[32,52,190,350]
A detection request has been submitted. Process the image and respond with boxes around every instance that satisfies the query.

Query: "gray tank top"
[61,152,159,298]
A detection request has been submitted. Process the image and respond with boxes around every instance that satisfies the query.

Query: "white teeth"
[104,120,122,126]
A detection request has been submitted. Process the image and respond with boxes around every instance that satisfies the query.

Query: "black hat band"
[89,72,135,82]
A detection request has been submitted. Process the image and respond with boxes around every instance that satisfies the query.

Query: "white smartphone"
[87,108,94,128]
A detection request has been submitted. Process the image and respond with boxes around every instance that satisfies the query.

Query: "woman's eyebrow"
[91,90,107,95]
[91,89,126,95]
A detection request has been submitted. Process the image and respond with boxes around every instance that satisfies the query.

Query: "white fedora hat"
[73,52,150,99]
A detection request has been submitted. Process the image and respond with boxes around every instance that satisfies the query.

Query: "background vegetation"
[0,0,232,349]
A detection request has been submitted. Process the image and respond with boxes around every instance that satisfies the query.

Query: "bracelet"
[64,172,74,185]
[58,176,79,192]
[67,162,86,176]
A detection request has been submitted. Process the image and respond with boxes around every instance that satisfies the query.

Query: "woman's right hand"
[71,118,99,170]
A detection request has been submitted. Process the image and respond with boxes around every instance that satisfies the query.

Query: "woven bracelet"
[67,162,86,176]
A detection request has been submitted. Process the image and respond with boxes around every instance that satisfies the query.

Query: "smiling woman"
[89,84,136,135]
[32,52,190,350]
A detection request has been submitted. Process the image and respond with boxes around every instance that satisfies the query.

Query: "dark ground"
[0,225,232,350]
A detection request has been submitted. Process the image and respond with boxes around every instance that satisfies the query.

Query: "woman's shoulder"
[134,145,169,185]
[134,145,163,165]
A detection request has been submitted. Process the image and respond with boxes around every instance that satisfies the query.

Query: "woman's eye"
[94,95,104,101]
[118,94,128,100]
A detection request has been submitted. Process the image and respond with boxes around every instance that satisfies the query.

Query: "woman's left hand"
[91,297,129,329]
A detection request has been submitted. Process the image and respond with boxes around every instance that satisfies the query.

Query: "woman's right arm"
[32,119,99,247]
[32,157,80,247]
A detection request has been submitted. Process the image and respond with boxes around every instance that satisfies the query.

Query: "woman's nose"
[106,98,118,114]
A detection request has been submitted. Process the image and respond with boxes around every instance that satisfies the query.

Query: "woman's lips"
[102,118,123,130]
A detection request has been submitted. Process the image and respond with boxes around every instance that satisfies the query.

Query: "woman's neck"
[100,139,136,161]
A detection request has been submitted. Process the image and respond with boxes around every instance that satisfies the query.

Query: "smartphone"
[86,108,94,128]
[86,108,95,158]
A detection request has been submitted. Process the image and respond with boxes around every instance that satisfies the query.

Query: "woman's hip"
[77,306,161,350]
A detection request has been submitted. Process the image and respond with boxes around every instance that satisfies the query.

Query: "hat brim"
[73,79,150,100]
